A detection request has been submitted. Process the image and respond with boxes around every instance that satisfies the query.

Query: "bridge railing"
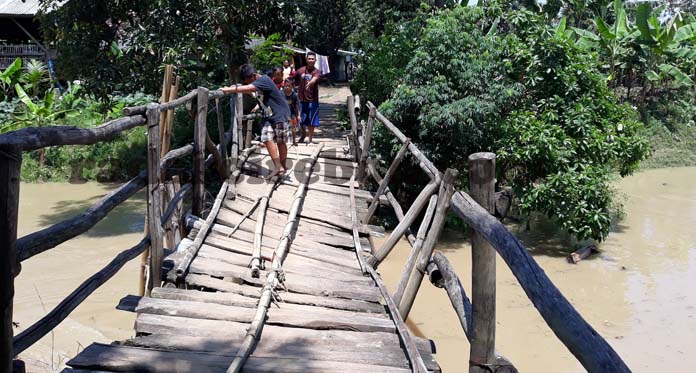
[351,97,630,373]
[0,83,255,371]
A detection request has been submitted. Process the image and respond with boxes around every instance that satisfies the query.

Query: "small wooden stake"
[193,87,208,216]
[362,139,410,224]
[0,144,21,373]
[146,104,164,293]
[468,152,497,373]
[398,169,458,318]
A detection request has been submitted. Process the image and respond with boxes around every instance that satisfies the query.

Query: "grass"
[640,118,696,169]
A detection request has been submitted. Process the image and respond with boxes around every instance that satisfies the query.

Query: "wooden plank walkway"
[63,86,440,372]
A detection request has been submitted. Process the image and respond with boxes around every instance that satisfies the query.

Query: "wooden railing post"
[357,106,376,183]
[347,95,359,162]
[0,144,21,373]
[232,93,243,169]
[468,152,497,373]
[193,87,208,216]
[215,98,229,177]
[398,168,457,318]
[146,104,164,293]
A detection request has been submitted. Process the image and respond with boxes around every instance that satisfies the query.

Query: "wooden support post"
[367,178,439,268]
[193,87,208,216]
[468,152,497,373]
[367,160,416,246]
[244,120,253,150]
[362,139,410,224]
[231,93,243,169]
[347,95,359,161]
[146,105,164,293]
[398,169,457,319]
[158,65,173,144]
[393,194,438,305]
[215,99,229,177]
[357,106,376,183]
[0,144,21,373]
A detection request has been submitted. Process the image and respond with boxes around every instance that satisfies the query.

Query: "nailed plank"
[188,257,382,302]
[119,295,393,332]
[197,245,369,283]
[185,274,384,313]
[67,343,412,373]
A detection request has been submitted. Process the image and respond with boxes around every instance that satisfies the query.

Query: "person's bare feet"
[265,167,287,180]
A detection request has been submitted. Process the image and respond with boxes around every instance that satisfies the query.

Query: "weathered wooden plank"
[189,257,382,302]
[216,209,355,248]
[185,274,384,313]
[146,104,164,292]
[197,245,369,283]
[67,343,412,373]
[119,295,393,332]
[133,314,435,352]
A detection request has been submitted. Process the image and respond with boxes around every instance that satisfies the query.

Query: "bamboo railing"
[352,98,630,373]
[0,78,258,371]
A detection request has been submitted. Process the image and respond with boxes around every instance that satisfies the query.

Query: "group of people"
[221,52,322,179]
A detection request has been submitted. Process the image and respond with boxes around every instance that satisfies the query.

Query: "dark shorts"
[300,101,320,127]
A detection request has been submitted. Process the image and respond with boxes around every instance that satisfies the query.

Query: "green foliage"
[0,58,23,101]
[365,5,649,241]
[249,34,295,71]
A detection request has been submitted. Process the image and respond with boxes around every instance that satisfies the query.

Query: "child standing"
[283,79,301,146]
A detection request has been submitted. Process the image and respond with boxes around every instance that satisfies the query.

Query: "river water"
[13,167,696,372]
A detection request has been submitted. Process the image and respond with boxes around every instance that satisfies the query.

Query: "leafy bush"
[365,5,649,241]
[249,34,295,72]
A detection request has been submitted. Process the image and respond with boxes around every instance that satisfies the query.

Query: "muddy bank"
[378,167,696,372]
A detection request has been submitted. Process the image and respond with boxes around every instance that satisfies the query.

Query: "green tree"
[365,5,649,241]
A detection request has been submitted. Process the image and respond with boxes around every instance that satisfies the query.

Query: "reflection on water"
[14,182,145,372]
[378,167,696,373]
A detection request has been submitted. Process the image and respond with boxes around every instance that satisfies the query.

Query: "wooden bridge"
[0,78,631,372]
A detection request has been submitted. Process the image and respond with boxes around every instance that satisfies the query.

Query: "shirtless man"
[222,64,291,178]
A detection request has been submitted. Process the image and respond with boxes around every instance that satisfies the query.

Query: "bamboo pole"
[192,87,208,216]
[367,178,440,268]
[226,143,324,373]
[0,144,21,373]
[161,75,179,157]
[250,180,279,278]
[244,119,253,150]
[398,168,458,319]
[362,139,410,224]
[392,194,438,305]
[146,104,164,294]
[347,95,359,162]
[469,153,497,373]
[158,65,173,143]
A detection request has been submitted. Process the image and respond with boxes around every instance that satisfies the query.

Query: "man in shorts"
[293,52,322,143]
[222,64,291,179]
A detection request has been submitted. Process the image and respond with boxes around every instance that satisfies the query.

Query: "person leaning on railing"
[221,64,292,179]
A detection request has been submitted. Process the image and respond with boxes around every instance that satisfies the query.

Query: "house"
[0,0,49,69]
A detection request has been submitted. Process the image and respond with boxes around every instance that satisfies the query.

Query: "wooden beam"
[158,89,198,112]
[366,160,416,246]
[0,144,21,373]
[0,115,146,151]
[368,179,439,268]
[215,98,229,177]
[362,139,410,224]
[398,169,457,318]
[12,238,149,356]
[392,194,438,305]
[468,153,497,373]
[146,104,164,293]
[347,95,359,161]
[193,87,208,216]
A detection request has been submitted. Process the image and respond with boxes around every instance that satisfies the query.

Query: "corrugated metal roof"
[0,0,39,17]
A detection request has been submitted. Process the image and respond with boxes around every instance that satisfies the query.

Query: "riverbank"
[379,166,696,372]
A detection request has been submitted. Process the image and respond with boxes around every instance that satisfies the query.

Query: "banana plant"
[0,58,22,100]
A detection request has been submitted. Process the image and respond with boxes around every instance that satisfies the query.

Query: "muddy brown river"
[13,167,696,372]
